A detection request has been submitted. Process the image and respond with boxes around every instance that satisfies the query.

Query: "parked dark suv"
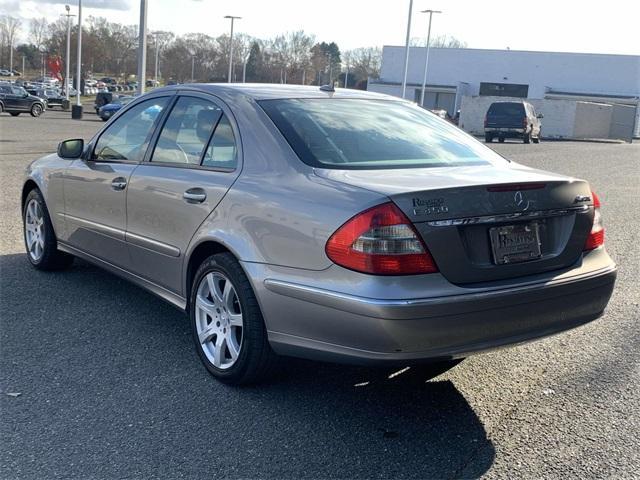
[484,101,542,144]
[0,85,46,117]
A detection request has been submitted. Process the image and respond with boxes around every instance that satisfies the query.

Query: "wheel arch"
[21,179,41,210]
[185,240,239,310]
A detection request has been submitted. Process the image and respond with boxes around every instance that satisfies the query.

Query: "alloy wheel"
[24,199,45,261]
[195,272,244,369]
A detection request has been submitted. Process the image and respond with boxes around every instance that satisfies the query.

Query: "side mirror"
[23,92,29,98]
[58,139,84,159]
[537,113,544,119]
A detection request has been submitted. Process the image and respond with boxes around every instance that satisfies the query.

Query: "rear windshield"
[260,99,506,170]
[487,102,525,117]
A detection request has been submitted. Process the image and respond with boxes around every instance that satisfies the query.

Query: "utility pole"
[344,61,349,88]
[136,0,147,95]
[191,55,195,83]
[419,9,442,107]
[224,16,241,83]
[72,0,83,118]
[22,55,25,76]
[63,5,76,100]
[401,0,413,99]
[151,31,162,85]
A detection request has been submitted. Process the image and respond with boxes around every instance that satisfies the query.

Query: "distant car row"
[0,68,21,77]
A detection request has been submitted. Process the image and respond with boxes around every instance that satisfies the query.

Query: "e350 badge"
[412,197,449,216]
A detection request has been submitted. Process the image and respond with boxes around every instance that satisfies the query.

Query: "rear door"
[61,95,171,268]
[125,92,242,295]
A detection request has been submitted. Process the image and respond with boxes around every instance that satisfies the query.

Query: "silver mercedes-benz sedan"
[22,84,616,384]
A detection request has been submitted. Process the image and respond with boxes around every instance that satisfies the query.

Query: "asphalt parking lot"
[1,109,639,479]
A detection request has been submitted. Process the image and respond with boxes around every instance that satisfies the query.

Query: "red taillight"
[523,116,528,128]
[484,116,488,128]
[325,202,438,275]
[584,191,605,251]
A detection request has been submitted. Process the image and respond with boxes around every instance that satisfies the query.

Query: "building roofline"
[381,45,640,58]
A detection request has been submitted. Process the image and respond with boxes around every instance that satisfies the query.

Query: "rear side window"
[151,97,222,165]
[487,103,525,117]
[202,114,237,169]
[150,96,237,170]
[260,99,506,169]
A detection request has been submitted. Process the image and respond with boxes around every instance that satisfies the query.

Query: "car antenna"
[319,84,335,92]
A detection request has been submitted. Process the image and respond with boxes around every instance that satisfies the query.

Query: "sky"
[3,0,640,56]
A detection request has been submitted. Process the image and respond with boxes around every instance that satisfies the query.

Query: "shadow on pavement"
[1,253,495,479]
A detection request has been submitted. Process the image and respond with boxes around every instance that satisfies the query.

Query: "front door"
[61,96,171,268]
[125,93,241,295]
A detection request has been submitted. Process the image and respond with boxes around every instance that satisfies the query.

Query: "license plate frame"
[489,222,542,265]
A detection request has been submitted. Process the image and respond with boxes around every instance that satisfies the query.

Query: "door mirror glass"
[537,113,544,119]
[58,139,85,159]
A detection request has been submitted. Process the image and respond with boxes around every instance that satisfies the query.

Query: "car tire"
[0,103,3,113]
[30,103,43,117]
[190,252,279,385]
[498,137,505,143]
[533,132,541,143]
[523,131,531,144]
[23,189,74,271]
[484,134,493,143]
[10,112,20,116]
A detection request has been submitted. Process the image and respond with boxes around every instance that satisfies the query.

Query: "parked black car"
[484,101,543,144]
[0,85,46,117]
[94,91,115,114]
[26,88,68,110]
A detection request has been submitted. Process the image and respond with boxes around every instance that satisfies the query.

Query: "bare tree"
[410,34,467,48]
[346,47,382,79]
[30,17,49,51]
[1,15,22,70]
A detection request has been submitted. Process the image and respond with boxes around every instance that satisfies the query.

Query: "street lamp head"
[420,9,443,13]
[224,15,242,19]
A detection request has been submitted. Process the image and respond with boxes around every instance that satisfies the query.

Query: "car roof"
[149,83,401,102]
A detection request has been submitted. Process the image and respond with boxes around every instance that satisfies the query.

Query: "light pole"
[22,55,25,77]
[224,15,241,83]
[419,9,442,107]
[151,31,161,85]
[72,0,83,118]
[9,37,13,74]
[191,55,195,83]
[63,5,76,100]
[326,53,332,85]
[136,0,147,95]
[401,0,413,99]
[344,63,349,88]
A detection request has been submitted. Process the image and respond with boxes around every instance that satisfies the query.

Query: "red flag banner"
[47,55,63,81]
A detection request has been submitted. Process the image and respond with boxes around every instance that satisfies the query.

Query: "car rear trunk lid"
[315,164,594,284]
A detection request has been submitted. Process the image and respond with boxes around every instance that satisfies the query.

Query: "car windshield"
[12,87,27,96]
[260,99,506,169]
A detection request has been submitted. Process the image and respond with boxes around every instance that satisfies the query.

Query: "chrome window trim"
[425,205,590,227]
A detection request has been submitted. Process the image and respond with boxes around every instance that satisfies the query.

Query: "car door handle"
[111,177,127,190]
[183,188,207,203]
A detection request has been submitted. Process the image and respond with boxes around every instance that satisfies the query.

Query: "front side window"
[260,99,507,170]
[93,97,168,162]
[151,97,222,165]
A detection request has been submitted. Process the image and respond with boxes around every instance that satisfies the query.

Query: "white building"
[367,46,640,138]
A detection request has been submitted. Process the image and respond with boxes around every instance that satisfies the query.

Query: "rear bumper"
[485,127,525,137]
[248,251,617,365]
